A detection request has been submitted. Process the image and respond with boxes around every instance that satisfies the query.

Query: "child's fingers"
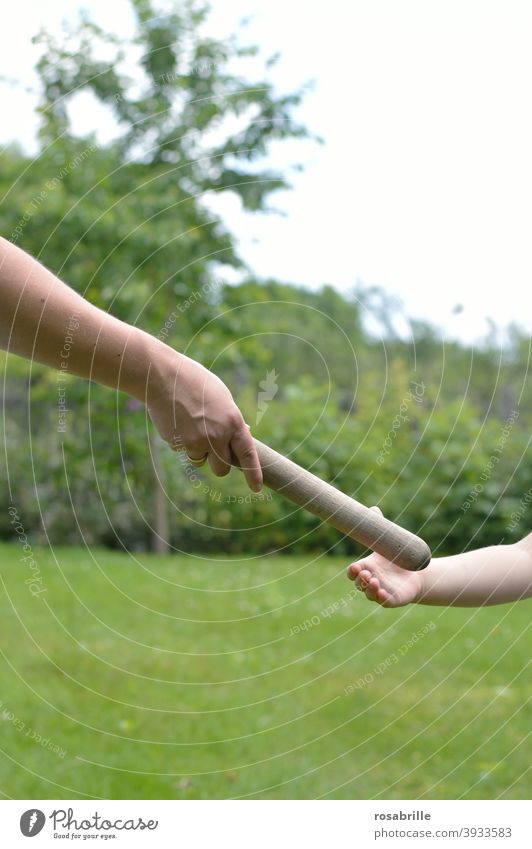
[354,570,382,598]
[377,587,391,605]
[359,575,390,606]
[363,578,381,602]
[354,569,373,594]
[348,559,391,605]
[347,561,363,580]
[347,507,383,580]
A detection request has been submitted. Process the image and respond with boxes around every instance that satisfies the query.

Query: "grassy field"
[0,542,530,800]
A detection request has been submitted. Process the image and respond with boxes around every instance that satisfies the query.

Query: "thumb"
[369,505,384,516]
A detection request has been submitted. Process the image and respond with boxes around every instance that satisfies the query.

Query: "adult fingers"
[207,440,232,478]
[230,425,263,493]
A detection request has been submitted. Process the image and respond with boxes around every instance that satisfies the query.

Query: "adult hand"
[147,351,263,492]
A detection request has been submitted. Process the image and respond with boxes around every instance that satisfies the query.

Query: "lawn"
[0,542,530,799]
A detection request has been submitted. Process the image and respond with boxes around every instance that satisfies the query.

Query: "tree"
[2,2,531,556]
[0,0,313,552]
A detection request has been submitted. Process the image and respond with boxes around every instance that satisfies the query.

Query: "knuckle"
[185,436,206,454]
[228,408,244,431]
[208,427,229,446]
[238,444,255,461]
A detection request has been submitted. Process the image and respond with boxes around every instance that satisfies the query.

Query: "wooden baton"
[242,439,431,571]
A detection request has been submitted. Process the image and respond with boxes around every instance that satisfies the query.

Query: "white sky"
[1,0,532,341]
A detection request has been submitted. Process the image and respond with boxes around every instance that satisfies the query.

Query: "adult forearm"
[0,236,263,489]
[0,236,176,401]
[418,539,532,606]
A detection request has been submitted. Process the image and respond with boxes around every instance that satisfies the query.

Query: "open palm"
[347,550,424,607]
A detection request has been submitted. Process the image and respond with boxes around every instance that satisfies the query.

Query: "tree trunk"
[150,430,171,554]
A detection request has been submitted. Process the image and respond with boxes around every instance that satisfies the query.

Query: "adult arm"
[0,237,262,490]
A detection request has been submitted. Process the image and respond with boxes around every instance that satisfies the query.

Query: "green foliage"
[5,298,531,558]
[1,1,532,557]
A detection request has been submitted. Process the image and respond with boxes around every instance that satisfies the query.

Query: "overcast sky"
[1,0,531,341]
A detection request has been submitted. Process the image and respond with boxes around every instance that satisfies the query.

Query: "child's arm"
[347,508,532,607]
[0,236,262,490]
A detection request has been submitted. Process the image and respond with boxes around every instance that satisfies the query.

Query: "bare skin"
[0,237,262,491]
[347,507,532,608]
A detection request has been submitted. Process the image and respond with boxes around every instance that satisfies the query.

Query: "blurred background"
[0,0,531,801]
[1,0,532,555]
[1,0,531,555]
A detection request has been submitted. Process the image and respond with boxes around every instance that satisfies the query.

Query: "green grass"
[0,542,530,799]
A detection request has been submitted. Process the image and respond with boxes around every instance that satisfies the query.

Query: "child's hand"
[346,507,425,607]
